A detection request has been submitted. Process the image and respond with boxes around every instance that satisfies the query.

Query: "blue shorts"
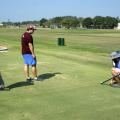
[22,54,37,66]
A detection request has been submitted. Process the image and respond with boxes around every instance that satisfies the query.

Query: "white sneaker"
[33,77,38,80]
[33,77,42,81]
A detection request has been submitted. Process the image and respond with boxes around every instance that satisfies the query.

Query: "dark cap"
[27,25,36,31]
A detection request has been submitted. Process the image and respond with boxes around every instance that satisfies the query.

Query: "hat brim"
[110,54,120,59]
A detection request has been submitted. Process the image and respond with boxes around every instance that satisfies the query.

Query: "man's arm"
[28,43,36,58]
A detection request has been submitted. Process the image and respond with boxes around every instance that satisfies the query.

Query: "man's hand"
[32,54,36,58]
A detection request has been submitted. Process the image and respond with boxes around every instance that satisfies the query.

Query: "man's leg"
[32,65,37,79]
[24,64,30,79]
[112,68,120,83]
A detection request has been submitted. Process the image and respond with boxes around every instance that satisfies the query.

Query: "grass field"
[0,28,120,120]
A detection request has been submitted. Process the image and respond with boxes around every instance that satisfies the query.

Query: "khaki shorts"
[112,68,120,75]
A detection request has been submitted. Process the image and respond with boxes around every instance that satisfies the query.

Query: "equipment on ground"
[0,46,8,52]
[57,38,65,46]
[100,74,120,85]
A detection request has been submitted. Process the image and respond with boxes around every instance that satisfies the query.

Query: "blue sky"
[0,0,119,22]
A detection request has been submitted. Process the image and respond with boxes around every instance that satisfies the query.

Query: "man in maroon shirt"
[21,25,37,82]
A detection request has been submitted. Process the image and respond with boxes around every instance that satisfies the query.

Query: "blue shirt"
[114,59,120,68]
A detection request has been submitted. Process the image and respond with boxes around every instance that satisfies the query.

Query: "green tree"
[82,17,93,28]
[61,16,79,29]
[51,17,63,28]
[103,16,118,29]
[92,16,118,29]
[93,16,104,29]
[40,18,48,27]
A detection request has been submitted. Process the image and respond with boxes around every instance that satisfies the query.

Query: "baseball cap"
[27,25,36,31]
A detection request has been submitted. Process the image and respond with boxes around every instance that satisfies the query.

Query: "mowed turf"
[1,28,120,120]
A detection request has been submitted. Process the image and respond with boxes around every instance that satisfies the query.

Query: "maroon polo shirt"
[21,32,33,55]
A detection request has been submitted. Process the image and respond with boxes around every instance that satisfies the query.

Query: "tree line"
[2,16,119,29]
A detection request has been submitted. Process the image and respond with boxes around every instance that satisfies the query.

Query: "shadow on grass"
[5,72,61,90]
[37,72,62,81]
[6,81,34,90]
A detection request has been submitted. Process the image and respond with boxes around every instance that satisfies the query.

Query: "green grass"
[0,28,120,120]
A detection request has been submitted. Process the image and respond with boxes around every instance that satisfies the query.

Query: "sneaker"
[26,77,32,82]
[0,85,5,91]
[33,77,43,81]
[0,87,4,91]
[33,77,38,81]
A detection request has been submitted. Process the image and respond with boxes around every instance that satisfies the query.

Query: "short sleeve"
[27,34,33,44]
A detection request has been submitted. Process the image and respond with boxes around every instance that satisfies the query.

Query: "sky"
[0,0,119,22]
